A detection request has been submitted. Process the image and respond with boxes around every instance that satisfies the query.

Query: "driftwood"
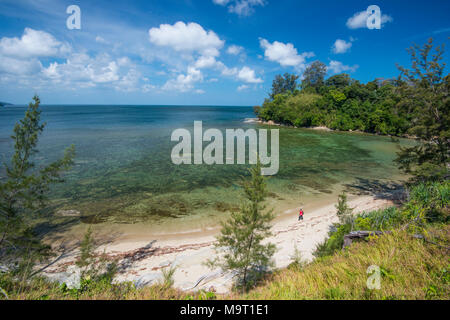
[342,231,387,248]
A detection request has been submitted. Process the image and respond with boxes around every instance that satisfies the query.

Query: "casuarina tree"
[0,95,75,279]
[207,160,276,290]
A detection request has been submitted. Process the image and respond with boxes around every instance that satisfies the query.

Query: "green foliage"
[394,39,449,182]
[269,73,299,100]
[301,61,327,90]
[0,95,75,280]
[74,227,118,287]
[207,160,276,290]
[355,207,404,230]
[315,181,449,259]
[76,227,95,276]
[405,181,450,224]
[161,263,177,288]
[313,223,351,258]
[335,192,354,227]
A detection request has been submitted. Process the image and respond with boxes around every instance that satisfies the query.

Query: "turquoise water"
[0,105,412,228]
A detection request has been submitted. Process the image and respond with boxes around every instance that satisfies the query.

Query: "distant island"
[0,101,12,106]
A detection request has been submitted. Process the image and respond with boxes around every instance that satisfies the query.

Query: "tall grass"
[232,226,449,300]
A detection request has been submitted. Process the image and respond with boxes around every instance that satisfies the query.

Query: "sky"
[0,0,449,105]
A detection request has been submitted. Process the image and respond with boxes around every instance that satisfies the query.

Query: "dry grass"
[228,226,449,300]
[2,226,448,300]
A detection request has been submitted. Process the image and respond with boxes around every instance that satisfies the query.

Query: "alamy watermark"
[367,5,382,30]
[66,5,81,30]
[366,265,381,290]
[170,121,279,176]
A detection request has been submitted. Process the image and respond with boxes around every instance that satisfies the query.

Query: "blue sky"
[0,0,449,105]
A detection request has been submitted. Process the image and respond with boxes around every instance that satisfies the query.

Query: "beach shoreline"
[42,193,397,294]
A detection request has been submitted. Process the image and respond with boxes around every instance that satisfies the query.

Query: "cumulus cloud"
[227,45,244,55]
[213,0,267,16]
[148,21,230,92]
[0,28,70,59]
[40,53,144,92]
[149,22,224,57]
[0,55,42,75]
[194,55,219,69]
[162,66,203,92]
[0,28,150,93]
[237,66,262,83]
[259,38,314,70]
[327,60,359,74]
[346,9,393,29]
[332,39,352,54]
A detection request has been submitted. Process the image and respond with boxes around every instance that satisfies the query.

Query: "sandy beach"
[43,194,395,294]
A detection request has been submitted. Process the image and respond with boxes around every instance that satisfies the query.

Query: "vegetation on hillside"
[255,38,449,183]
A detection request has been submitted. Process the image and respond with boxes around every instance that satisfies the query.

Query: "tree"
[335,192,354,229]
[207,160,276,290]
[325,73,351,88]
[394,38,449,182]
[269,73,299,100]
[0,95,75,278]
[301,61,327,90]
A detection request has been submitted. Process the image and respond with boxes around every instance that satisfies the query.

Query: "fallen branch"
[342,230,388,248]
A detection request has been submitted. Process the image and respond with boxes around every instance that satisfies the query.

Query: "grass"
[1,225,448,300]
[229,225,449,300]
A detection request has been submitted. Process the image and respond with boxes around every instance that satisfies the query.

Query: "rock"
[56,209,81,217]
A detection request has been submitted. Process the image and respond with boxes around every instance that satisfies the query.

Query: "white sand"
[43,194,394,294]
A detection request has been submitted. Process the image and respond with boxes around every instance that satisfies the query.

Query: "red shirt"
[299,210,304,216]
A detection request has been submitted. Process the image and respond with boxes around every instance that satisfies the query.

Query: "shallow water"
[0,105,414,231]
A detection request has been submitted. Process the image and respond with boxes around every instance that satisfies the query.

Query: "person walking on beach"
[298,208,304,221]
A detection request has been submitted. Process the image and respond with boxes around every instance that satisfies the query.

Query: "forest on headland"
[256,39,449,183]
[255,39,448,138]
[0,39,448,300]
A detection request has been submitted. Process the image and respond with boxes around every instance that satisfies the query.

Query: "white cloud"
[259,38,314,70]
[162,66,203,92]
[0,28,147,93]
[194,55,219,69]
[227,45,244,55]
[41,53,120,84]
[95,36,108,44]
[0,28,70,59]
[39,53,143,92]
[327,60,359,74]
[237,66,262,83]
[115,68,141,92]
[332,39,352,54]
[219,64,238,76]
[346,10,393,29]
[149,22,224,57]
[0,55,42,75]
[237,84,249,91]
[213,0,267,16]
[142,83,156,93]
